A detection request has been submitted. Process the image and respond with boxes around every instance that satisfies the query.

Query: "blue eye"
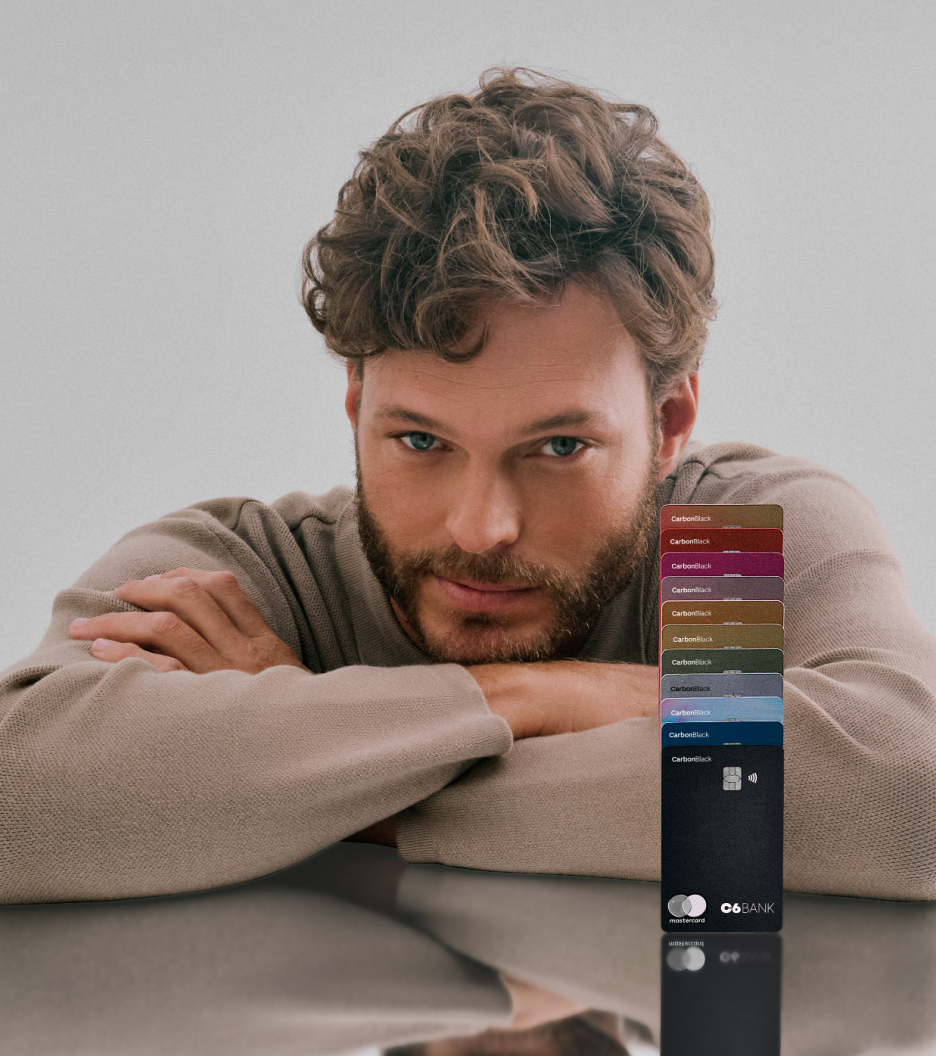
[546,436,581,457]
[402,432,438,451]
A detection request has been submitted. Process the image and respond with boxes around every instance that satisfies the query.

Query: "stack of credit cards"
[660,505,784,933]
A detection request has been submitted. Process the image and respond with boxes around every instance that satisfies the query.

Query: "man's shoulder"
[268,486,356,529]
[669,440,895,575]
[670,440,851,503]
[180,485,355,535]
[78,486,359,597]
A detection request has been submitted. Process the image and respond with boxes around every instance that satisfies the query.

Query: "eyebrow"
[375,405,606,439]
[376,407,447,432]
[516,411,601,437]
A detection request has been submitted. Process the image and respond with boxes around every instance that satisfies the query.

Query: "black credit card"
[661,933,781,1055]
[661,745,783,933]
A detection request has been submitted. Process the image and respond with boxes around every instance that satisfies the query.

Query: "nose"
[445,466,521,554]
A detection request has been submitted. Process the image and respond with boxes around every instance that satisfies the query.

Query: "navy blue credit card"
[662,721,783,746]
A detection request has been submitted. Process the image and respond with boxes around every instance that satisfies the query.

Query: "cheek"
[359,447,449,545]
[520,457,652,535]
[525,487,619,548]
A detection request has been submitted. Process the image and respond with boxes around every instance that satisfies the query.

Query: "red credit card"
[661,528,783,555]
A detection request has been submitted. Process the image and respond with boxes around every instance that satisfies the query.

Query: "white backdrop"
[2,0,934,669]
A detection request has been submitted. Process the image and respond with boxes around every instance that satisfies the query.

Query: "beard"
[355,459,659,665]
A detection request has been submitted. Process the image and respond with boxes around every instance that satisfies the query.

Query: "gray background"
[2,0,934,671]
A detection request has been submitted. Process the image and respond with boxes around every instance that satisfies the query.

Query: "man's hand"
[467,659,659,739]
[348,660,658,849]
[69,568,308,674]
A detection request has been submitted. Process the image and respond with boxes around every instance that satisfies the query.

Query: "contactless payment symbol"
[667,893,707,918]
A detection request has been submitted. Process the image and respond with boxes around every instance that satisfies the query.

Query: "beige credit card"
[661,624,784,651]
[661,600,784,626]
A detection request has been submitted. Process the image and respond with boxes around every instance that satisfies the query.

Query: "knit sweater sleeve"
[0,498,511,904]
[397,452,936,900]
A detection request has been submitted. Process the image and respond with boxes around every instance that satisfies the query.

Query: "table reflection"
[1,844,934,1055]
[661,934,780,1055]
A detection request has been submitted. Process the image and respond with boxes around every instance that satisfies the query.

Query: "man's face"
[348,282,692,665]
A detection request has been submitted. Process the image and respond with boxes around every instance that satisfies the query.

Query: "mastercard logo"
[667,893,707,918]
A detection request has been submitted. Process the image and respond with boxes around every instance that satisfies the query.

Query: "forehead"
[361,283,651,426]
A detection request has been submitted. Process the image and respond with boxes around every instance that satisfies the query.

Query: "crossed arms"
[65,567,659,848]
[67,566,659,738]
[3,476,936,904]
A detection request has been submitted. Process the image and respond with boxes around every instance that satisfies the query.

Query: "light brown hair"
[302,68,716,399]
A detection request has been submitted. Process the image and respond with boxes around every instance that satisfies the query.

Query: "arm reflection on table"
[0,879,511,1055]
[3,844,936,1055]
[396,861,936,1055]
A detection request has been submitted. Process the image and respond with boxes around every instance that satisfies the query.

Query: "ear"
[344,360,362,432]
[656,373,698,480]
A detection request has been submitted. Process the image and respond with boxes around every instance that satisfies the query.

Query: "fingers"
[126,569,306,671]
[87,637,188,673]
[70,610,223,672]
[148,569,273,638]
[110,573,246,656]
[70,568,306,675]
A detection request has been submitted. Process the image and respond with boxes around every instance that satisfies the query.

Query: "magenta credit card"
[662,552,784,578]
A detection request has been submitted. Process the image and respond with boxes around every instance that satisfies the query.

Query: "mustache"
[393,545,581,594]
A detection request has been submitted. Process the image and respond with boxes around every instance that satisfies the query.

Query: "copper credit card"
[660,504,783,531]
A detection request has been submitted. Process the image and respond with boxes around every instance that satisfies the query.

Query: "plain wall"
[2,0,935,669]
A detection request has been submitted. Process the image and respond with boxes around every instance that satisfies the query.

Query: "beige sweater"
[2,441,935,903]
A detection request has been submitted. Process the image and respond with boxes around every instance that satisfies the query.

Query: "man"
[2,69,935,905]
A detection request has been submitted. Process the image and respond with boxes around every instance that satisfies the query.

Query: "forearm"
[397,717,661,880]
[399,570,936,899]
[349,659,660,849]
[398,676,936,899]
[0,615,510,904]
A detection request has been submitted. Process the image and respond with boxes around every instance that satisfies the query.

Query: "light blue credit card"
[661,696,784,724]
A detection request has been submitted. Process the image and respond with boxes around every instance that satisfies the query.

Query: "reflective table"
[2,843,934,1054]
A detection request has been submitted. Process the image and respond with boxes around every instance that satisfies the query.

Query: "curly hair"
[302,68,716,400]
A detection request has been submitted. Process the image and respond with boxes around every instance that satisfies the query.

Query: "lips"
[435,576,538,613]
